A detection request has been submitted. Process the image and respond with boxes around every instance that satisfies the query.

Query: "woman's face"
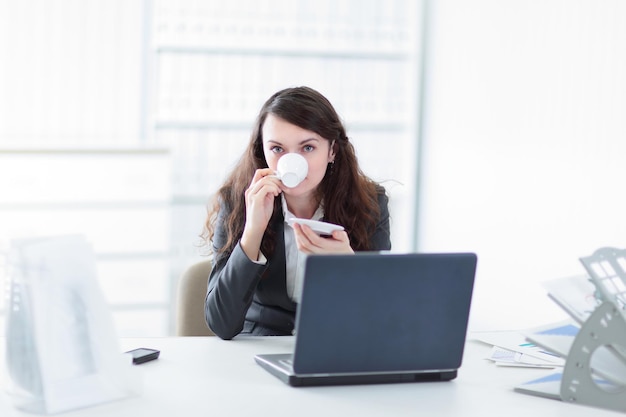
[262,114,335,197]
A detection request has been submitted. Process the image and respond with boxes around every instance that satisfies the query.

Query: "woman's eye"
[303,145,314,152]
[270,146,283,153]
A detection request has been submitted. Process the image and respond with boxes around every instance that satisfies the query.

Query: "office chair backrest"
[176,260,215,336]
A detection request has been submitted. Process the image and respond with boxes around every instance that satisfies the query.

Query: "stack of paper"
[474,274,597,370]
[472,324,568,369]
[541,274,599,324]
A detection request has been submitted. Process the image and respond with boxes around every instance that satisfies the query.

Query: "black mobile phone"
[126,347,160,365]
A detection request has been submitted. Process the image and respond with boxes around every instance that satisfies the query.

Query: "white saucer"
[286,218,344,235]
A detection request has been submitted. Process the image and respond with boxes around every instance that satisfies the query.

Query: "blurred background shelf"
[0,0,421,336]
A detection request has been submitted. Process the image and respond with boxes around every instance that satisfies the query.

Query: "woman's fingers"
[293,223,353,254]
[244,169,283,233]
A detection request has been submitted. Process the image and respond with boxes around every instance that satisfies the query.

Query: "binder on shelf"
[516,247,626,413]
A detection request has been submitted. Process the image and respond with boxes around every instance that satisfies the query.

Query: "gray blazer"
[205,189,391,340]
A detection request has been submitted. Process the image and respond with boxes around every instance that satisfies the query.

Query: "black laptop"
[254,252,477,387]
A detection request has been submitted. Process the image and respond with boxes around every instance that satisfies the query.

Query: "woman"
[203,86,391,340]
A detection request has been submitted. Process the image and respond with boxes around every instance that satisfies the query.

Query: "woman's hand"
[293,223,354,255]
[240,169,282,261]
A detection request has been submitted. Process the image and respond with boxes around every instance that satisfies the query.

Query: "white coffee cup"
[275,153,308,188]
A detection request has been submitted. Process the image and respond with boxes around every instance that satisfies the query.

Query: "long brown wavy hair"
[203,86,383,259]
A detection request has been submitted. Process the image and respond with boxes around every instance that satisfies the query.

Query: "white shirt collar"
[281,195,324,304]
[281,195,324,223]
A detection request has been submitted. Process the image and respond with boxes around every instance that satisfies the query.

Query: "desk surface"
[0,336,622,416]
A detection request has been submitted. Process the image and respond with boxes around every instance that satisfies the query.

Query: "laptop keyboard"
[279,359,294,370]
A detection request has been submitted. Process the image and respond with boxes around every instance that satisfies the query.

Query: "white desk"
[0,336,622,416]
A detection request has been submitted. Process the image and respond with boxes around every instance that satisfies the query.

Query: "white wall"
[419,0,626,330]
[0,0,145,146]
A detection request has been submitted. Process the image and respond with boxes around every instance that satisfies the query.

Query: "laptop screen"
[292,252,477,375]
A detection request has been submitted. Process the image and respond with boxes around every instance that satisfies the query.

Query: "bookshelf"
[0,0,424,336]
